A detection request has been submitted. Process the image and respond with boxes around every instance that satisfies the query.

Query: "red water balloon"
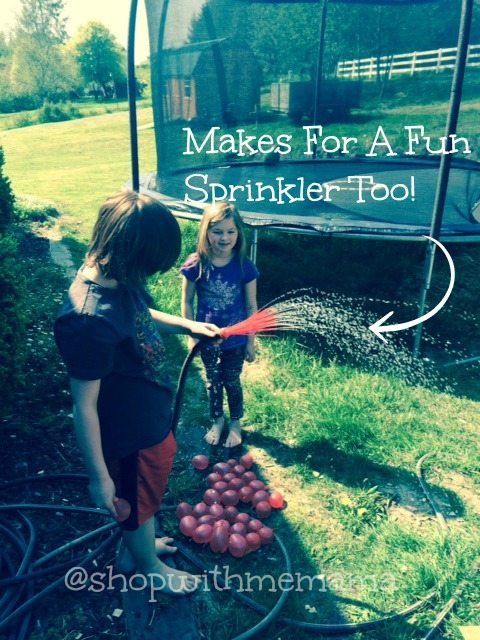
[213,518,230,530]
[247,518,263,533]
[249,479,266,492]
[198,514,216,526]
[213,480,229,494]
[223,472,236,483]
[203,489,221,505]
[231,522,247,536]
[233,464,246,477]
[179,515,197,537]
[193,524,213,544]
[235,512,251,525]
[258,526,274,544]
[229,533,248,558]
[175,502,193,519]
[223,506,239,523]
[221,490,239,506]
[246,532,262,552]
[206,472,223,487]
[255,500,272,519]
[192,502,209,517]
[213,462,230,475]
[227,458,238,467]
[113,497,131,522]
[252,490,269,507]
[209,503,225,519]
[228,477,244,491]
[192,455,210,470]
[238,486,254,503]
[243,471,257,483]
[269,491,285,509]
[210,526,229,553]
[240,453,254,469]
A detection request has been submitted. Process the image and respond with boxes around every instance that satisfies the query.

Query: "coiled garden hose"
[1,344,477,639]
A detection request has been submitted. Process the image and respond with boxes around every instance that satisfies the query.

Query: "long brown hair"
[194,201,246,279]
[86,190,181,288]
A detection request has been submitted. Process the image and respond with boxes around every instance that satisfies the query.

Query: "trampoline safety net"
[142,0,480,240]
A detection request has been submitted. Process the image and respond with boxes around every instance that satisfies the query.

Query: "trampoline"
[139,156,480,240]
[126,0,477,354]
[133,0,480,241]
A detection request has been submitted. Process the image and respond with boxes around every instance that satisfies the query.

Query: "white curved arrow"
[369,236,455,342]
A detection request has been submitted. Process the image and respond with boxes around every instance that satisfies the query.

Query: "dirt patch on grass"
[440,471,480,517]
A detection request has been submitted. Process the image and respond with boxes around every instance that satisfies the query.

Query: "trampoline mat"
[141,158,480,238]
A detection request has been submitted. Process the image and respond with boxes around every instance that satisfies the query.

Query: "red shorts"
[108,432,177,530]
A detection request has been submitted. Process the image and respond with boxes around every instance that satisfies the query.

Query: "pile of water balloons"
[176,453,285,558]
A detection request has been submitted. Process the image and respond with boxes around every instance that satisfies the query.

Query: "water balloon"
[209,503,225,519]
[269,491,285,509]
[246,532,262,552]
[228,477,244,491]
[240,453,254,469]
[235,512,250,525]
[206,472,223,487]
[223,506,239,523]
[258,527,274,544]
[175,502,193,519]
[192,455,209,470]
[249,479,266,492]
[210,526,229,553]
[238,486,254,503]
[113,497,131,522]
[221,490,239,506]
[203,489,221,505]
[213,480,229,494]
[192,501,209,517]
[252,490,269,507]
[233,464,246,477]
[179,515,197,537]
[255,501,272,519]
[229,533,247,558]
[231,522,247,536]
[193,524,213,544]
[247,518,263,533]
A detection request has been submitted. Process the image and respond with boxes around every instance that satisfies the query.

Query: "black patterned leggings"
[200,344,246,420]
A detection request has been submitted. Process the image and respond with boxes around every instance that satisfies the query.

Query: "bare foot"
[204,417,224,446]
[117,537,177,574]
[137,559,199,595]
[224,420,242,448]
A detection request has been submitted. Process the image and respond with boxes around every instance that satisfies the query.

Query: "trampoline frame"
[127,0,477,358]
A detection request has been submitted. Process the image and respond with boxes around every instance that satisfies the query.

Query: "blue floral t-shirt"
[181,255,259,350]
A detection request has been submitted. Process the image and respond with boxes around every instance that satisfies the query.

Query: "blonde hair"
[195,201,247,279]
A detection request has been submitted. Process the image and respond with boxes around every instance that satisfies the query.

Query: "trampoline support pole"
[312,0,329,159]
[250,229,258,264]
[127,0,140,192]
[412,0,473,358]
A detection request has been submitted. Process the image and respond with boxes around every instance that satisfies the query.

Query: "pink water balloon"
[192,455,209,471]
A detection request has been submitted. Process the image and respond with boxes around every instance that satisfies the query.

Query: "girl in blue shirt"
[181,202,259,447]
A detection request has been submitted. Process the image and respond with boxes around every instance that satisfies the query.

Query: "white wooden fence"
[336,44,480,80]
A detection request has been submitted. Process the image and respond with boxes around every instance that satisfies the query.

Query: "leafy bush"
[0,234,28,403]
[0,147,14,232]
[0,89,41,114]
[15,196,60,223]
[38,101,82,124]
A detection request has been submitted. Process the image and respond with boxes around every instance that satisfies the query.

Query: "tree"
[10,0,76,101]
[71,22,126,99]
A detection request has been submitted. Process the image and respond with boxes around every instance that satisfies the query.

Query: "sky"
[1,0,150,62]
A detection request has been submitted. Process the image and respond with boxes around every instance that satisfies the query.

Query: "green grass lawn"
[1,103,479,639]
